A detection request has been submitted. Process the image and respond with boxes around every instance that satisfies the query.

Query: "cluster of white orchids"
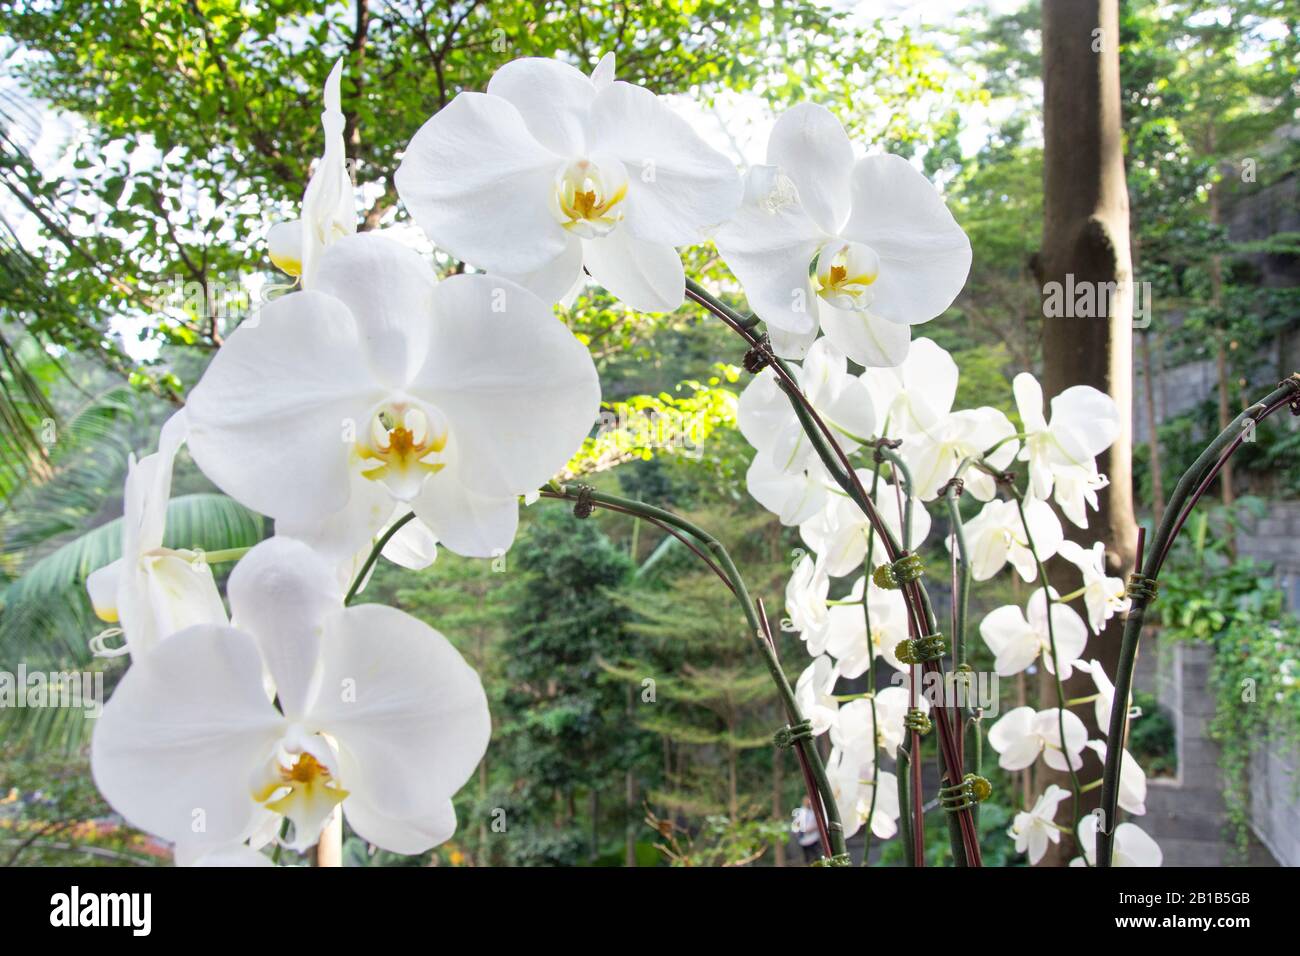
[81,53,1160,867]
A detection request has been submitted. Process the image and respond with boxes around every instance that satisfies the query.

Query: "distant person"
[792,797,822,864]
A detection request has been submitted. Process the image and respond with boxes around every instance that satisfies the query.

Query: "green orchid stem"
[344,513,416,606]
[1097,377,1299,866]
[896,741,915,866]
[1012,488,1089,865]
[541,482,847,860]
[945,484,972,672]
[271,822,290,864]
[1080,778,1103,794]
[197,546,250,564]
[1056,585,1088,603]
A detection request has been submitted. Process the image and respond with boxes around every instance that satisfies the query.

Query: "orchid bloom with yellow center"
[716,103,971,364]
[91,537,490,858]
[395,53,741,313]
[185,232,600,569]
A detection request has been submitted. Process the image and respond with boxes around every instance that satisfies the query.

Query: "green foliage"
[0,0,839,365]
[644,810,787,866]
[493,505,639,866]
[564,371,739,479]
[1127,690,1177,779]
[0,747,162,865]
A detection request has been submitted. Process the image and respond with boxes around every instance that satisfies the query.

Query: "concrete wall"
[1250,740,1300,866]
[1134,638,1278,865]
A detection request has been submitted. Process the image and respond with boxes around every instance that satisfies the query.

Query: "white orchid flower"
[829,698,878,761]
[746,453,833,527]
[1009,784,1069,865]
[822,581,910,677]
[91,537,490,858]
[785,554,832,649]
[872,684,928,755]
[900,406,1019,503]
[186,233,600,563]
[395,54,740,313]
[715,105,970,364]
[1012,373,1120,519]
[329,505,443,599]
[795,655,840,735]
[1086,741,1147,815]
[987,705,1087,772]
[865,338,956,436]
[1072,816,1163,867]
[957,496,1063,582]
[1058,540,1130,634]
[979,588,1088,679]
[1050,462,1110,529]
[1078,658,1131,735]
[268,61,357,287]
[784,557,872,659]
[829,686,926,759]
[864,338,1017,501]
[737,337,876,475]
[826,747,900,841]
[85,410,227,658]
[799,476,931,577]
[174,842,275,867]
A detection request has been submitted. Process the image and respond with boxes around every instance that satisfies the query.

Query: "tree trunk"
[1038,0,1140,864]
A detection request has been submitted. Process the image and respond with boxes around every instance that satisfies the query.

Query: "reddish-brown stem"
[758,600,832,857]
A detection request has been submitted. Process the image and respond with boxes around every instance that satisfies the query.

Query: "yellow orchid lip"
[356,404,448,493]
[269,251,303,277]
[551,157,629,239]
[255,751,349,847]
[92,604,120,624]
[815,241,881,310]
